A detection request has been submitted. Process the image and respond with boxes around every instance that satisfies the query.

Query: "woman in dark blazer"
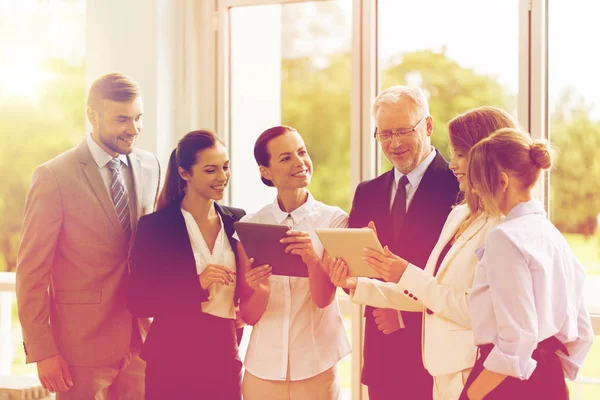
[128,130,245,400]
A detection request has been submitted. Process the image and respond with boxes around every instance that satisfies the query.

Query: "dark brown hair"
[87,72,140,110]
[254,125,298,187]
[157,130,223,210]
[448,106,518,215]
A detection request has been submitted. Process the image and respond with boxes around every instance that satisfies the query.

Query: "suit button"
[414,297,418,301]
[426,309,434,315]
[409,293,413,298]
[404,290,409,295]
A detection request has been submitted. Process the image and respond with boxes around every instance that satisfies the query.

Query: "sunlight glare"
[0,53,49,102]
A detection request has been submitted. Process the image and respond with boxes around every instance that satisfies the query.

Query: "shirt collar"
[505,199,546,222]
[86,134,129,168]
[394,147,436,187]
[270,192,316,225]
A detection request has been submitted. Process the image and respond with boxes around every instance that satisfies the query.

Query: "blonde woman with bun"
[459,129,594,400]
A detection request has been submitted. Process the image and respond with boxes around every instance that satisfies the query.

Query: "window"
[377,0,519,172]
[226,2,354,397]
[548,1,600,397]
[228,0,353,213]
[0,0,86,376]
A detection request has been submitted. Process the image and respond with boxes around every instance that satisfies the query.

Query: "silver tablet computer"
[233,221,309,278]
[315,228,383,278]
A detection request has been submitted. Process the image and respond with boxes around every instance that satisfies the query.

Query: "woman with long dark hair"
[128,130,245,399]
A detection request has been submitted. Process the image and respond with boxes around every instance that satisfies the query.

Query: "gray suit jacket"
[16,139,161,367]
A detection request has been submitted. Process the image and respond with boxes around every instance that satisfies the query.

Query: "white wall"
[85,0,217,176]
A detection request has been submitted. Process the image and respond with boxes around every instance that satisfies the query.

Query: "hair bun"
[529,141,552,170]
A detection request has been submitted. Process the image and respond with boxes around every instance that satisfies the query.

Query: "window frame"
[215,1,600,399]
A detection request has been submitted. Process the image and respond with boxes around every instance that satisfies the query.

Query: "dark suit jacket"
[349,150,459,397]
[127,201,246,365]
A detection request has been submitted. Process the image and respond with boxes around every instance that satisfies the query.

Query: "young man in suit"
[348,86,459,399]
[15,72,161,399]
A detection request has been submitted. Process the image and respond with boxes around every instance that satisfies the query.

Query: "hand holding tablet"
[234,222,309,277]
[315,228,384,278]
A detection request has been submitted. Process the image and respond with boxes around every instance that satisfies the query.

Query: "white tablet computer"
[315,228,383,278]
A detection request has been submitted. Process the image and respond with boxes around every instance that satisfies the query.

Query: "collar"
[86,134,129,168]
[505,199,546,222]
[270,192,315,225]
[394,147,436,188]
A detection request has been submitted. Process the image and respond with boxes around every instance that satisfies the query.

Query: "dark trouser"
[459,336,569,400]
[145,358,242,400]
[362,309,432,400]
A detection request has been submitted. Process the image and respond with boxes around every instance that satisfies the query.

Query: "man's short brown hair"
[87,72,140,110]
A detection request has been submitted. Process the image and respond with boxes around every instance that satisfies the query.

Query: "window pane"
[229,3,353,398]
[549,1,600,397]
[377,0,519,172]
[229,0,353,213]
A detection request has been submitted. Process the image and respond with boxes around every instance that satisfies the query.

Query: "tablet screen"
[234,221,309,277]
[315,228,383,278]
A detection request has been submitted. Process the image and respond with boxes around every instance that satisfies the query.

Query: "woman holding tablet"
[330,107,519,400]
[237,125,350,400]
[128,130,245,399]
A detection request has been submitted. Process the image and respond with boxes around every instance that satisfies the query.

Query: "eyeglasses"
[374,116,428,142]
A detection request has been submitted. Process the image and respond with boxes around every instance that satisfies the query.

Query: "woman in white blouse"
[236,125,350,400]
[458,128,594,399]
[128,130,246,399]
[329,106,518,400]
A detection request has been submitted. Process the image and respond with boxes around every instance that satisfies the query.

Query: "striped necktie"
[107,158,131,235]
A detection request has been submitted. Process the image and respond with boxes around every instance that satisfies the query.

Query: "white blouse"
[181,208,236,320]
[469,200,594,380]
[236,193,351,381]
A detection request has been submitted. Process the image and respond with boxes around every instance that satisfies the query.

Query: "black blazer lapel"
[162,203,198,277]
[215,203,237,250]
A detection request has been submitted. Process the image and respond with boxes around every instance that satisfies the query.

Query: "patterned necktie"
[106,158,130,235]
[391,175,409,242]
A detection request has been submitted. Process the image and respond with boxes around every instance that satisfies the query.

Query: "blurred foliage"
[281,48,599,238]
[0,60,84,271]
[1,10,599,275]
[281,54,352,211]
[550,89,600,235]
[382,49,516,160]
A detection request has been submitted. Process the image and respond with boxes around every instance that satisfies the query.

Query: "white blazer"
[352,204,500,376]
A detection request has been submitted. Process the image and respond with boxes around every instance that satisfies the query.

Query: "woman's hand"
[198,264,235,290]
[280,230,320,267]
[244,257,272,295]
[328,257,357,290]
[363,246,409,283]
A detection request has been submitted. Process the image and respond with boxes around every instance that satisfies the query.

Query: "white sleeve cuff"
[483,345,538,380]
[351,277,372,305]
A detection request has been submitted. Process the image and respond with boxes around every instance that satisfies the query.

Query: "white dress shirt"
[469,200,594,380]
[182,208,236,319]
[389,147,436,212]
[388,147,436,327]
[85,134,132,194]
[238,193,351,381]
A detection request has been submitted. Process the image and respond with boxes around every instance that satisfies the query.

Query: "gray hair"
[371,85,430,119]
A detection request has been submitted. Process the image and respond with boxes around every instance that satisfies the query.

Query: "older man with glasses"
[344,86,459,399]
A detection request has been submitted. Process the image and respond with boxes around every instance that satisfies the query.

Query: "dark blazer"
[127,201,246,364]
[349,150,459,398]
